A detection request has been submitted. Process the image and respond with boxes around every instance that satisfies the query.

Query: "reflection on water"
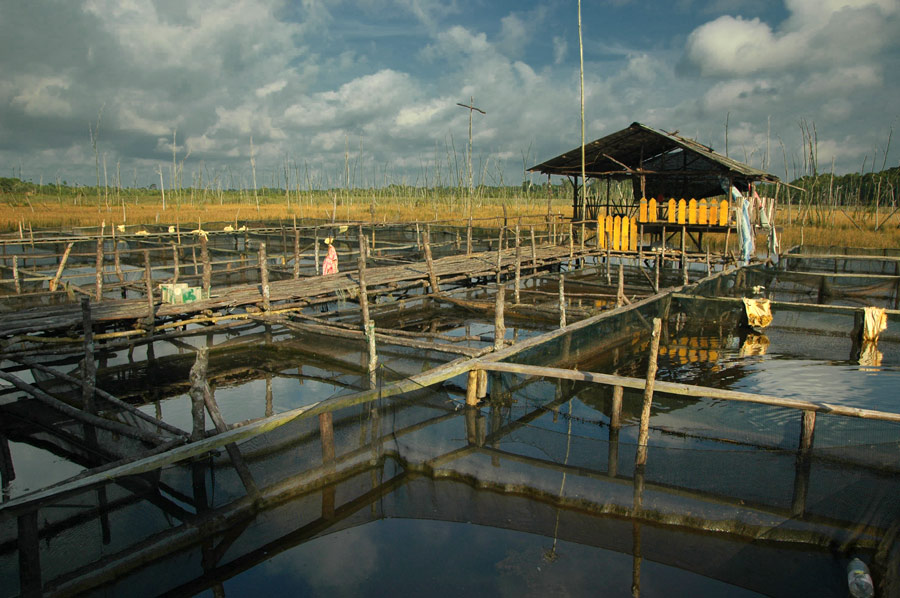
[2,282,899,597]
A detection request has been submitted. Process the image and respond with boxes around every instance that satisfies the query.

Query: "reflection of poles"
[608,384,623,476]
[18,510,41,597]
[190,348,260,500]
[632,319,661,597]
[0,434,15,499]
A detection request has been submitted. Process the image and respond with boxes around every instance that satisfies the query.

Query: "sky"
[1,0,898,190]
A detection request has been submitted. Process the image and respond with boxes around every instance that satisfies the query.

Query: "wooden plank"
[477,362,900,423]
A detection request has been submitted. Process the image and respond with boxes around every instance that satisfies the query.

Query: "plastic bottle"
[847,557,874,598]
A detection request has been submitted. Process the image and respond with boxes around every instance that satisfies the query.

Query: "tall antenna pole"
[457,97,486,209]
[578,0,586,220]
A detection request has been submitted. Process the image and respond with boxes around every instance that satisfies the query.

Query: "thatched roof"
[529,122,779,200]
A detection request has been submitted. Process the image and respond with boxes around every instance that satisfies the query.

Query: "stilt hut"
[529,122,781,250]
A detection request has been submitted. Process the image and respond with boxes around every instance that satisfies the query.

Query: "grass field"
[2,190,898,251]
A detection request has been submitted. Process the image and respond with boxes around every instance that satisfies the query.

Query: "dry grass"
[3,192,898,250]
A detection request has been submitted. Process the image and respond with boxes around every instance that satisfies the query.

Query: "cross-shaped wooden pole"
[456,97,486,204]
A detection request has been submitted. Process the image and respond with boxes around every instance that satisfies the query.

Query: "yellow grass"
[3,193,898,251]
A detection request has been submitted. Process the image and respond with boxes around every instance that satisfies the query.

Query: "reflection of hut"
[529,122,781,228]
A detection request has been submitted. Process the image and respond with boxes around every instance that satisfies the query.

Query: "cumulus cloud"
[0,0,896,189]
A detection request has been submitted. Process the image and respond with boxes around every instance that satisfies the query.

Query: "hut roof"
[529,122,779,200]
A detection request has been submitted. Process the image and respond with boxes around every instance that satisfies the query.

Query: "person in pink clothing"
[322,236,338,275]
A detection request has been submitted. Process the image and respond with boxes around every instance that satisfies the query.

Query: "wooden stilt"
[530,226,537,273]
[319,412,335,462]
[18,511,41,598]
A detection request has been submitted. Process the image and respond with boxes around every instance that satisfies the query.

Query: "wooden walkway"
[0,243,589,338]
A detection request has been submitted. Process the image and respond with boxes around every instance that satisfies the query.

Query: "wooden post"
[258,242,270,311]
[81,297,96,414]
[639,225,644,262]
[191,245,199,276]
[683,256,690,286]
[113,229,123,283]
[477,369,488,399]
[580,221,585,254]
[514,224,521,304]
[568,222,574,262]
[293,222,300,279]
[799,410,816,455]
[559,274,567,328]
[466,369,479,406]
[167,244,177,284]
[494,279,505,350]
[49,242,74,292]
[95,236,104,301]
[200,234,211,297]
[530,225,537,273]
[605,242,612,286]
[424,225,439,295]
[143,249,155,328]
[358,225,377,374]
[12,255,20,294]
[635,318,663,466]
[617,263,625,307]
[314,227,320,275]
